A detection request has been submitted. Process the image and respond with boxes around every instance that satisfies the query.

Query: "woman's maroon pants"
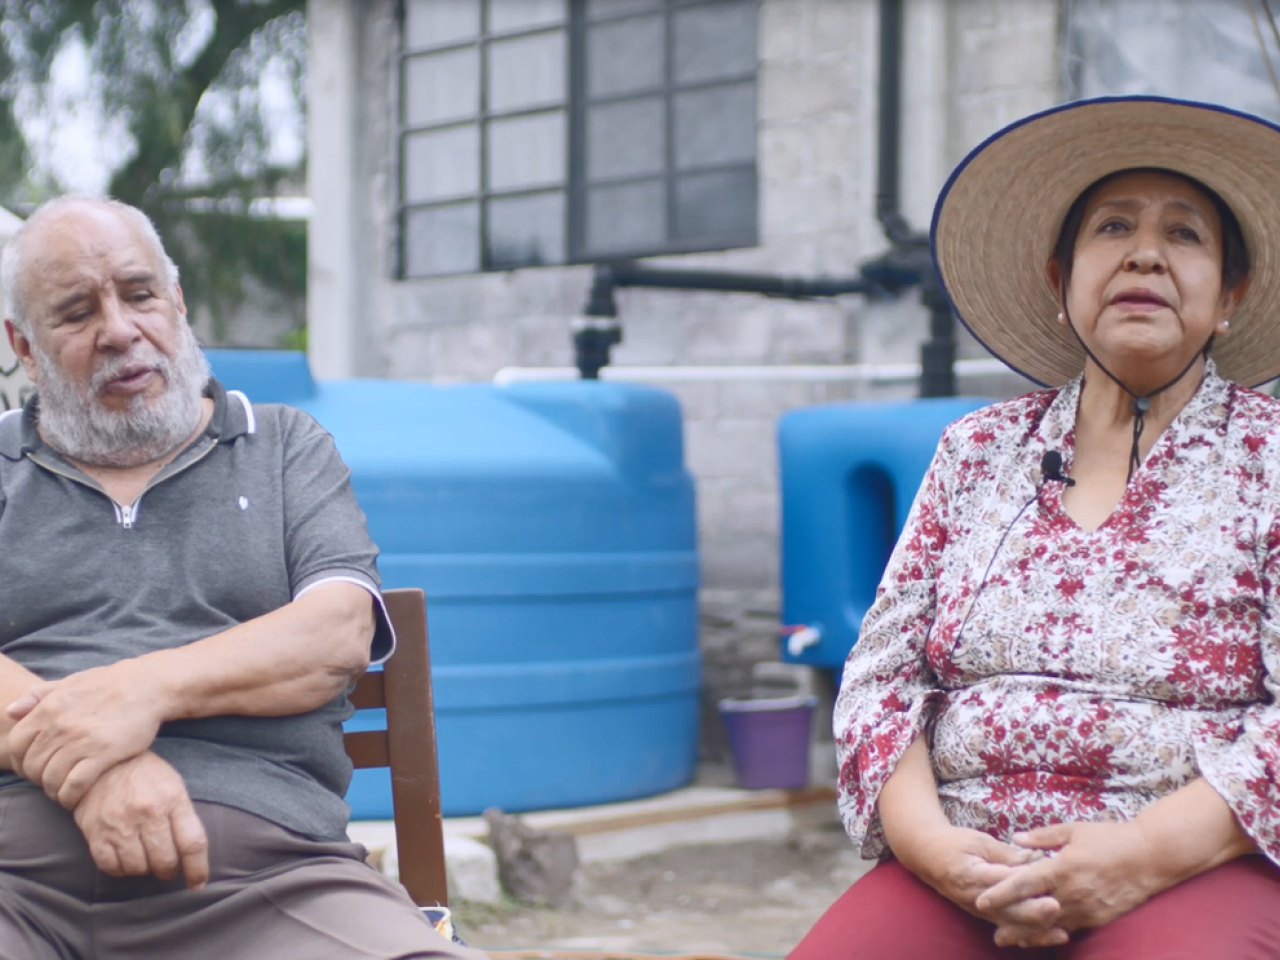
[788,857,1280,959]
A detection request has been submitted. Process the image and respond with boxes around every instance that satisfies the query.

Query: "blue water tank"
[205,350,700,816]
[777,398,991,672]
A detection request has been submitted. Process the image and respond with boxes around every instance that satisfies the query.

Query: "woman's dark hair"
[1051,167,1250,294]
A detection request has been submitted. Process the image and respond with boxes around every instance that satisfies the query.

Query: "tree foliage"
[0,0,306,342]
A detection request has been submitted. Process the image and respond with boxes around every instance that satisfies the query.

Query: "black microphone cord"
[949,453,1074,657]
[1059,291,1210,484]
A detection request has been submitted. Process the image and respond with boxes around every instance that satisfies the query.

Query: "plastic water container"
[778,398,991,672]
[718,696,818,789]
[205,350,701,816]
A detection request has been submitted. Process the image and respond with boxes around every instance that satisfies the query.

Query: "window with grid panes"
[398,0,758,278]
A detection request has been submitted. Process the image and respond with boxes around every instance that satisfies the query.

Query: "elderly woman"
[788,97,1280,959]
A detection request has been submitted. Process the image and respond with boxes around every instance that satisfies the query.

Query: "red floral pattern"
[835,362,1280,863]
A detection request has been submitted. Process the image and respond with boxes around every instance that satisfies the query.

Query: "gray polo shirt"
[0,380,393,840]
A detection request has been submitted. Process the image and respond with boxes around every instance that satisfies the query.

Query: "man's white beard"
[34,318,212,468]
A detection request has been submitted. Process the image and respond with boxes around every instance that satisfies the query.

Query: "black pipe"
[575,261,881,378]
[876,0,912,245]
[584,263,618,318]
[572,321,622,380]
[920,280,957,397]
[877,0,955,397]
[599,261,879,300]
[574,265,622,379]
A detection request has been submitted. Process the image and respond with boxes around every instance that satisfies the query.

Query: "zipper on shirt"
[29,438,220,530]
[114,502,137,529]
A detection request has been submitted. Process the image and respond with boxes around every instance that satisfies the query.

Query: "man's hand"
[911,824,1069,948]
[977,821,1156,946]
[7,659,165,807]
[73,751,209,890]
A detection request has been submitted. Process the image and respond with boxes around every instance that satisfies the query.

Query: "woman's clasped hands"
[916,821,1158,949]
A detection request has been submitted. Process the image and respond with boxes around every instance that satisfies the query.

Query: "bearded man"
[0,197,486,960]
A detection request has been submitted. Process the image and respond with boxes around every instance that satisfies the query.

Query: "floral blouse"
[835,361,1280,864]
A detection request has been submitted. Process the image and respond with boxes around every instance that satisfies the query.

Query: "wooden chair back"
[345,587,449,906]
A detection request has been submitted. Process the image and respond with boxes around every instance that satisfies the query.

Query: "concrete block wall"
[948,0,1061,168]
[315,0,1060,755]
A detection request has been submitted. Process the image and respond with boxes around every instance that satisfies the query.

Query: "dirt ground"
[452,817,874,958]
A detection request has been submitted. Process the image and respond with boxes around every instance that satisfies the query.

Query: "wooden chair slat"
[343,588,449,906]
[344,730,390,769]
[349,671,386,711]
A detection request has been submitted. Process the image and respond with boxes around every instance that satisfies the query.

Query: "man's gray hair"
[1,195,181,337]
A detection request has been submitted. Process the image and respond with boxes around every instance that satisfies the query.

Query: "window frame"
[396,0,760,279]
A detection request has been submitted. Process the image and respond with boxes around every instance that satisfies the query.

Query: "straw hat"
[932,96,1280,388]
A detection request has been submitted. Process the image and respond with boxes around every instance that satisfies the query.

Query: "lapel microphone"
[1040,450,1076,487]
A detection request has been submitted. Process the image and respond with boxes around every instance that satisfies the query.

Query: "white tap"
[785,625,823,658]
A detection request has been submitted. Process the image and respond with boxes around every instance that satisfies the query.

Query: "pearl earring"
[1223,320,1231,330]
[1056,312,1065,322]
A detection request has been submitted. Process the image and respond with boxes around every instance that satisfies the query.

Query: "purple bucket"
[718,695,817,790]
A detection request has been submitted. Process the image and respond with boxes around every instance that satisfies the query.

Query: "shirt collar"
[204,378,252,443]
